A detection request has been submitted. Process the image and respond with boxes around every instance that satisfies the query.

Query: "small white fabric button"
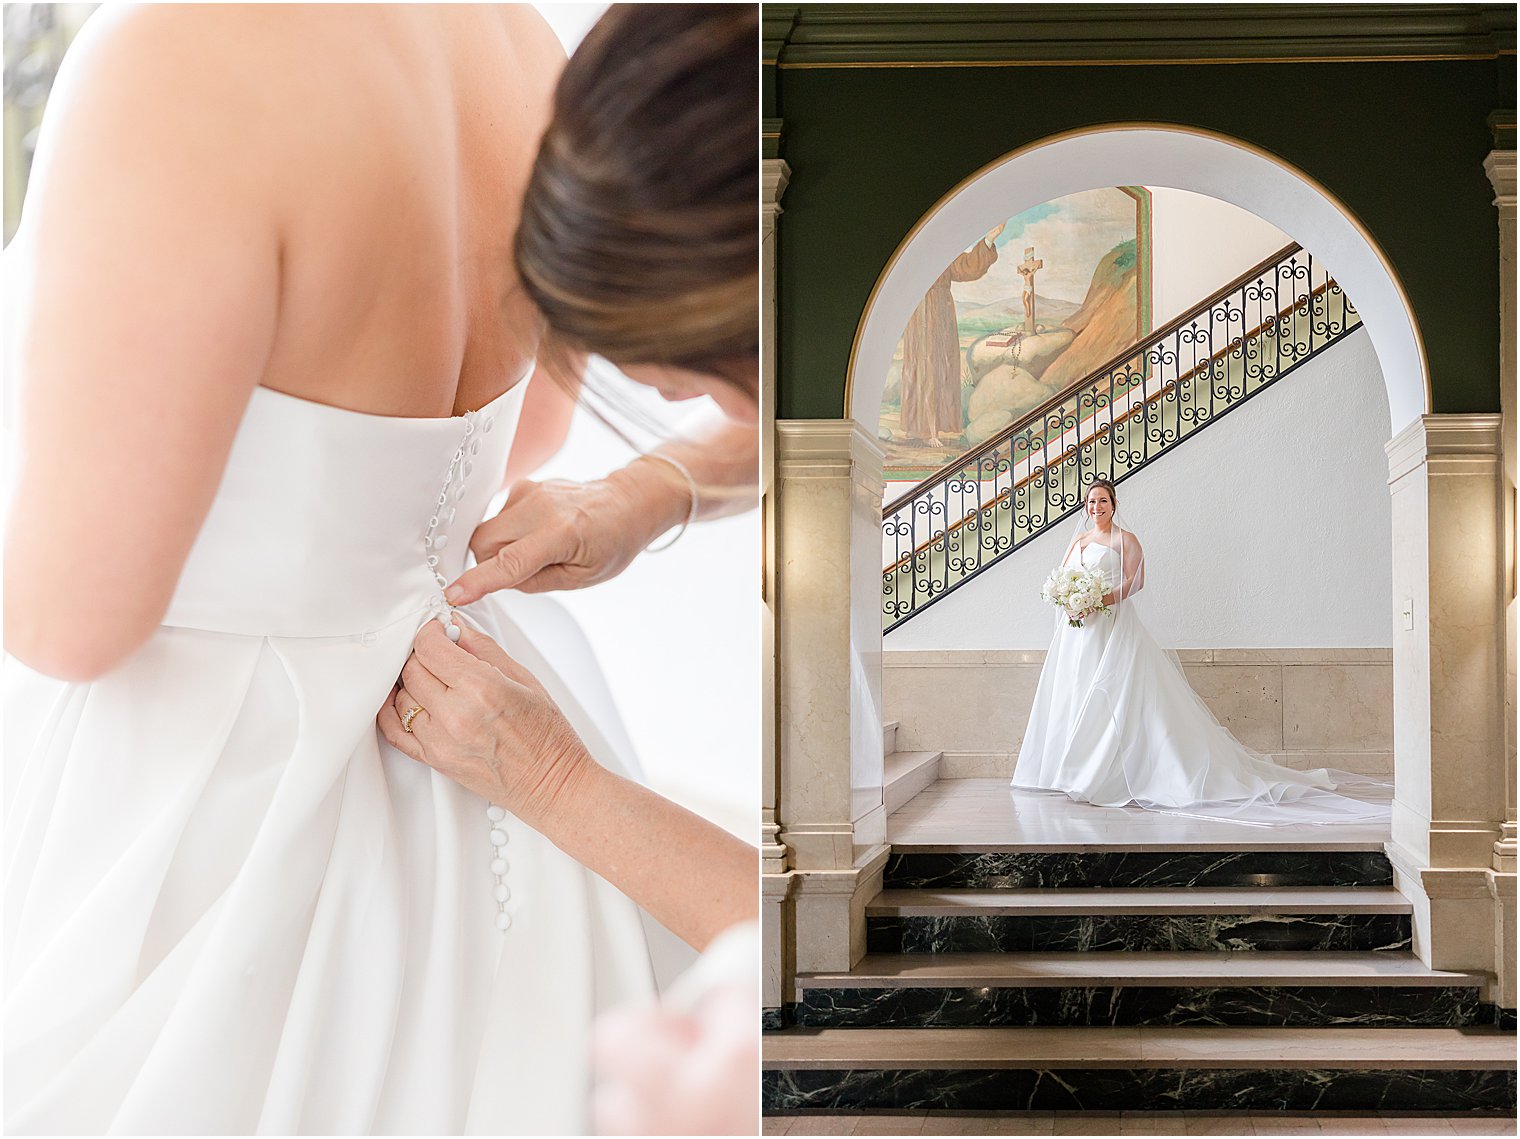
[493,883,510,902]
[495,911,512,931]
[489,829,508,846]
[486,805,506,822]
[432,534,448,551]
[490,857,508,875]
[445,622,462,643]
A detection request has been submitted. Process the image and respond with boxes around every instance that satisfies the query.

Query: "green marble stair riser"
[882,851,1395,890]
[865,914,1410,954]
[792,984,1483,1029]
[762,1068,1515,1114]
[883,290,1361,630]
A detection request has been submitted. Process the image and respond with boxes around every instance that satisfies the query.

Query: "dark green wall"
[774,56,1514,419]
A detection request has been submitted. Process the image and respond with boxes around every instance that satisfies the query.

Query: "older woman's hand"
[443,466,685,606]
[380,617,758,950]
[378,619,591,829]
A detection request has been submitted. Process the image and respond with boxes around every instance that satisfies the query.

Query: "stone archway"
[769,124,1512,1009]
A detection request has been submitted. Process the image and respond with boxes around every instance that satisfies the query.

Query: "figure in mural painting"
[1018,245,1044,333]
[900,223,1004,443]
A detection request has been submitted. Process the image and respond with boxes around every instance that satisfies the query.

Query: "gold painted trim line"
[779,52,1505,69]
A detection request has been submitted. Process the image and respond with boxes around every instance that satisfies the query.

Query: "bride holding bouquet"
[1014,479,1387,823]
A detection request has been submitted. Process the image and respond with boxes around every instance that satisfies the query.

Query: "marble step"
[884,849,1395,889]
[868,886,1411,917]
[866,888,1410,954]
[884,750,940,815]
[792,951,1487,1029]
[883,720,898,755]
[889,781,1392,853]
[762,1026,1517,1112]
[800,950,1478,988]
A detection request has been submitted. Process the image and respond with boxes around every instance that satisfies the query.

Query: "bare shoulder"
[51,5,291,121]
[31,6,295,211]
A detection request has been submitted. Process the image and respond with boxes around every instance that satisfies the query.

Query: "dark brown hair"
[514,4,758,391]
[1085,479,1118,510]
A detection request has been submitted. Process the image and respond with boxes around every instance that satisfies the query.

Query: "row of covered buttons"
[420,409,512,931]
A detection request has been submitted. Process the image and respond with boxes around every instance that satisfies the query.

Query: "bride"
[4,4,755,1134]
[1012,479,1388,823]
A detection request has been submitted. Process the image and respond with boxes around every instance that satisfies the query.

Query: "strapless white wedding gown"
[1012,540,1387,823]
[5,381,668,1135]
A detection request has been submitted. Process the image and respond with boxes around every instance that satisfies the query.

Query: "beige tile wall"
[882,648,1393,778]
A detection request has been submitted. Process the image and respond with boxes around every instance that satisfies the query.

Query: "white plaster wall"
[1149,189,1291,326]
[884,327,1393,651]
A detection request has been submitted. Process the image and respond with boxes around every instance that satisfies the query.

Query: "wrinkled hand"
[444,478,653,606]
[378,619,592,829]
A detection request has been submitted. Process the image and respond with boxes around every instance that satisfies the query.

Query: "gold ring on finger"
[401,704,425,733]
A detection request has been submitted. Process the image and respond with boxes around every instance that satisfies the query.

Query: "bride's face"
[1086,488,1114,525]
[619,362,758,426]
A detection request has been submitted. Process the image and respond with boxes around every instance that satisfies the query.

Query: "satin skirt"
[1012,604,1389,824]
[5,591,663,1135]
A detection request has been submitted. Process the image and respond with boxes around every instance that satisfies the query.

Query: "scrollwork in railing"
[882,241,1363,631]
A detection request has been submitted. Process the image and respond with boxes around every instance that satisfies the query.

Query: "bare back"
[4,4,569,677]
[249,5,561,416]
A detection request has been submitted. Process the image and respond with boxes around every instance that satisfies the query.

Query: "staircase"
[764,768,1517,1114]
[883,242,1362,632]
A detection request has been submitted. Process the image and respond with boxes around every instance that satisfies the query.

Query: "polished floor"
[763,1111,1517,1135]
[888,782,1392,851]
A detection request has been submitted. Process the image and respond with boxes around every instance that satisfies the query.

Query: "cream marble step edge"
[867,886,1412,917]
[883,720,898,755]
[885,751,941,815]
[761,1025,1518,1070]
[795,950,1483,989]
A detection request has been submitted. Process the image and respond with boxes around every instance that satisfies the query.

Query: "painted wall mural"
[881,187,1152,484]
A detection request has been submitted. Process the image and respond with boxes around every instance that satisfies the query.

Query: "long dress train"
[1011,540,1388,824]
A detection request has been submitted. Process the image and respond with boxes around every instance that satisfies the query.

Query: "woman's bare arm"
[1104,531,1146,604]
[4,9,282,679]
[380,621,756,949]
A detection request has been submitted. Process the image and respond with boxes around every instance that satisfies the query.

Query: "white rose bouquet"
[1040,564,1112,627]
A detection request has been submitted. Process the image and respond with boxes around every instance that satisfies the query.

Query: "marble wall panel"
[1282,664,1395,752]
[884,650,1393,777]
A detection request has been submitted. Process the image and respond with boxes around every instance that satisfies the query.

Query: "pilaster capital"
[763,158,792,238]
[1386,413,1503,484]
[1484,149,1516,209]
[776,418,885,485]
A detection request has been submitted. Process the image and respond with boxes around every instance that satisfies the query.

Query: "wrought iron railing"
[882,241,1361,631]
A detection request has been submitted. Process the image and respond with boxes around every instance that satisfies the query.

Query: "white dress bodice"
[165,383,524,638]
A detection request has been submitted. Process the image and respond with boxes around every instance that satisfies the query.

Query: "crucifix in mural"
[880,186,1153,486]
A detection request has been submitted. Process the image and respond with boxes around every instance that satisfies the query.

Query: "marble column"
[1386,413,1508,998]
[775,419,890,974]
[761,158,792,1012]
[1484,142,1516,1008]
